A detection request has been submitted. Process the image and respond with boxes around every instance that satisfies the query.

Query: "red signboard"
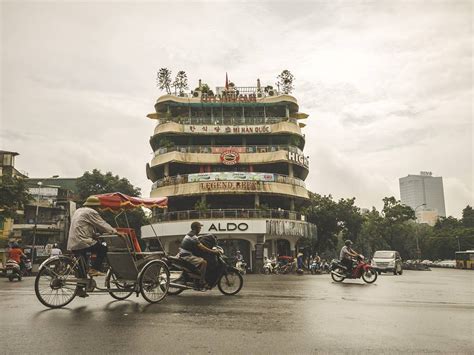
[220,149,240,165]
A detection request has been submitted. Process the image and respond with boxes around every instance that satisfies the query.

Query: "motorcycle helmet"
[345,240,353,246]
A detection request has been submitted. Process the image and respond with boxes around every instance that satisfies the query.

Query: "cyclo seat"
[167,255,200,274]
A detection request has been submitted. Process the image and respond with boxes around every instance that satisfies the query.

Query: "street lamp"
[31,182,42,266]
[414,203,426,260]
[31,176,59,266]
[456,236,461,251]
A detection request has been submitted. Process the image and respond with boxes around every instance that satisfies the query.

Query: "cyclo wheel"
[217,269,243,296]
[167,271,185,296]
[105,269,134,300]
[139,260,170,304]
[35,256,79,308]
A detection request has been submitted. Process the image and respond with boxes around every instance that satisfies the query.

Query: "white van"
[371,250,403,275]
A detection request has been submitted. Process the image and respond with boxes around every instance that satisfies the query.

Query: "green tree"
[380,197,415,251]
[337,197,364,242]
[76,169,146,236]
[355,208,388,257]
[172,70,189,96]
[276,70,295,94]
[428,211,474,259]
[461,205,474,228]
[0,175,32,219]
[304,193,339,254]
[156,67,172,94]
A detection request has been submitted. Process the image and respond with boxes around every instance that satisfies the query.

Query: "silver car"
[371,250,403,275]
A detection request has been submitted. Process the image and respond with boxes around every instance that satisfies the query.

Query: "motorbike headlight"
[388,261,394,266]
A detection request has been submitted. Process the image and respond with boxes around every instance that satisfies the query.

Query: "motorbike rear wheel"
[167,271,185,296]
[218,270,243,295]
[35,257,78,308]
[362,268,378,284]
[331,267,346,282]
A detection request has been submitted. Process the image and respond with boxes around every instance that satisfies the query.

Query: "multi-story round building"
[141,79,316,271]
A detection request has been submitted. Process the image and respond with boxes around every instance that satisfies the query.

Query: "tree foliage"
[302,191,473,261]
[461,205,474,228]
[172,70,188,96]
[0,175,32,219]
[276,70,295,94]
[76,169,146,236]
[304,193,363,257]
[156,68,172,94]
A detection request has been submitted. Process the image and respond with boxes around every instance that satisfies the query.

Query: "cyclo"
[34,193,170,308]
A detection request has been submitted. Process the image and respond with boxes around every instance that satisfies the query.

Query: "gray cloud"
[1,0,472,217]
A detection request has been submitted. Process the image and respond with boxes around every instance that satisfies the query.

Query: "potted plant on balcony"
[194,200,210,219]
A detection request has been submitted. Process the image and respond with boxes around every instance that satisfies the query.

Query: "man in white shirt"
[50,244,62,257]
[67,196,120,277]
[339,240,359,275]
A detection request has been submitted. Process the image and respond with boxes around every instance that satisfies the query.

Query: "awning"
[290,112,309,119]
[93,192,167,211]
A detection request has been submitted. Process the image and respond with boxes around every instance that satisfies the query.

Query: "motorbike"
[310,260,321,275]
[235,260,247,275]
[5,259,28,281]
[165,234,243,296]
[262,260,274,274]
[330,255,377,284]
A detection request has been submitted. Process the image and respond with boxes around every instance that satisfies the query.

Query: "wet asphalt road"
[1,268,472,354]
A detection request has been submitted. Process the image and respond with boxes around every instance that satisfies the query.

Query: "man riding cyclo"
[339,239,360,276]
[177,221,220,290]
[67,196,124,281]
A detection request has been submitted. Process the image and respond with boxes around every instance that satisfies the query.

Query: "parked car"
[436,260,456,268]
[371,250,403,275]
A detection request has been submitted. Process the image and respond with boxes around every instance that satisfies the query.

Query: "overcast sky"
[1,0,472,217]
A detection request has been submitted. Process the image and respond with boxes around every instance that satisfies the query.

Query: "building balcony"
[153,93,299,112]
[150,208,306,224]
[152,120,303,137]
[154,144,303,157]
[149,147,309,172]
[155,116,298,127]
[152,172,306,190]
[150,173,309,199]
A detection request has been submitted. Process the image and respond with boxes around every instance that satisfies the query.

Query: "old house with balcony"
[142,78,317,271]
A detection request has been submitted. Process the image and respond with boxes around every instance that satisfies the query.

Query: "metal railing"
[151,173,306,190]
[154,144,303,157]
[151,209,306,223]
[157,116,297,126]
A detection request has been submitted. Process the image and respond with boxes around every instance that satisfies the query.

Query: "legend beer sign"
[288,152,309,168]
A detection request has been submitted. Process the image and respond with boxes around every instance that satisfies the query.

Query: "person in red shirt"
[8,243,26,268]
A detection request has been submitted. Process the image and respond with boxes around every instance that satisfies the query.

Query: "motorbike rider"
[235,250,243,264]
[339,240,359,275]
[50,243,62,257]
[178,221,220,289]
[8,242,26,271]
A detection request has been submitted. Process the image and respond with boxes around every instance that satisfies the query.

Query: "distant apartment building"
[399,171,446,225]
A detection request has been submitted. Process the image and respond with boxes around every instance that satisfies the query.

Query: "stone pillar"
[288,163,294,178]
[290,199,295,211]
[164,163,169,177]
[285,105,290,118]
